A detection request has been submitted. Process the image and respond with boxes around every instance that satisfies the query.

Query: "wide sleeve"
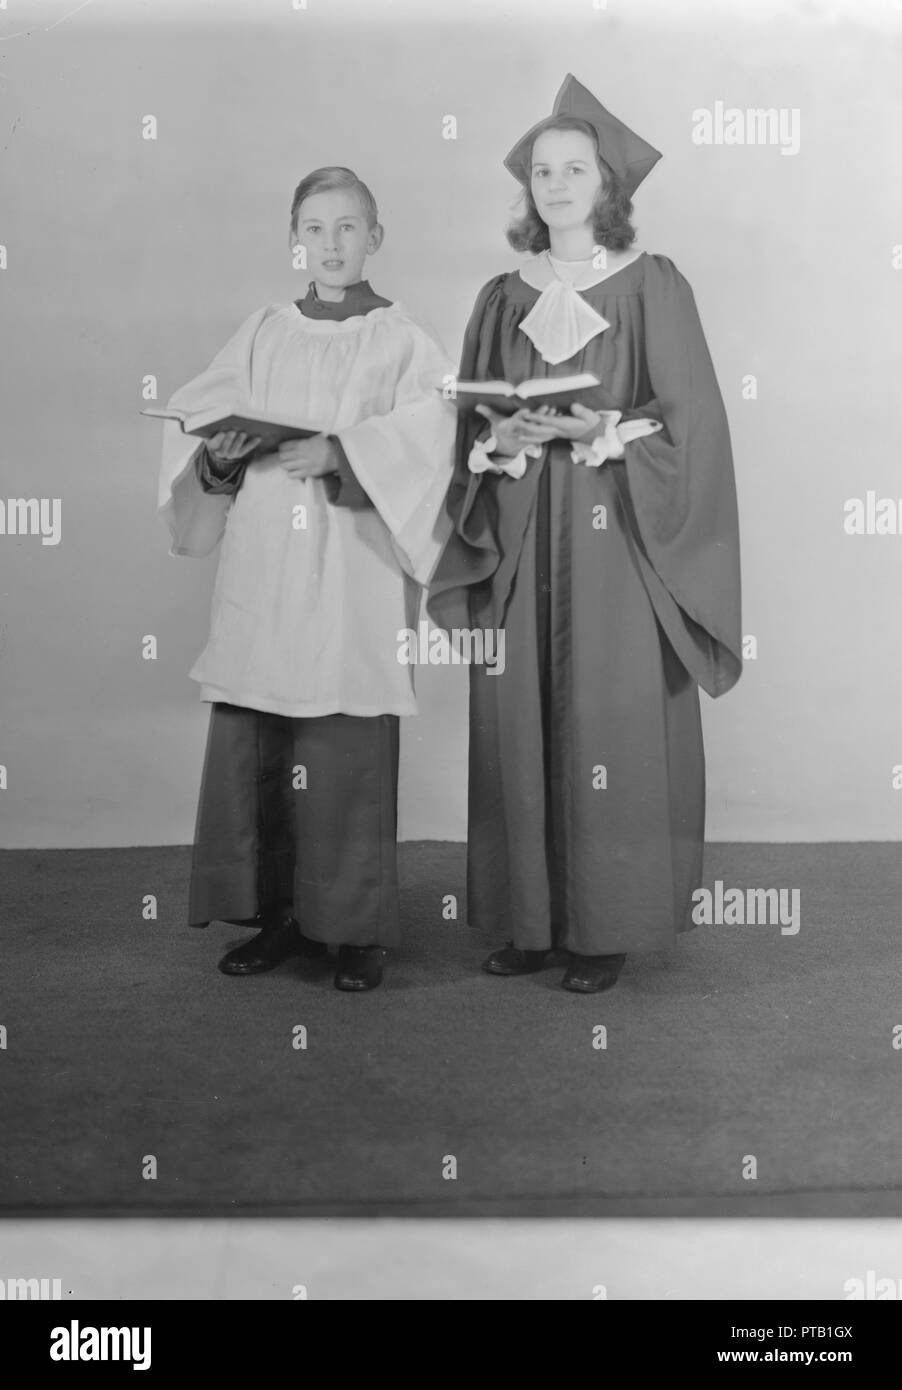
[194,445,249,494]
[426,275,510,629]
[321,437,374,510]
[156,306,271,558]
[334,313,457,586]
[611,255,743,698]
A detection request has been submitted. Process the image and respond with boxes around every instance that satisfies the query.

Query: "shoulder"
[245,302,290,327]
[376,301,426,334]
[233,302,297,342]
[640,253,696,295]
[465,270,522,321]
[363,302,452,365]
[484,269,520,297]
[200,304,288,365]
[472,270,518,303]
[638,256,720,346]
[371,301,439,343]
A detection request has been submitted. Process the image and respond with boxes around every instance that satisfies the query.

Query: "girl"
[157,167,455,991]
[429,75,742,993]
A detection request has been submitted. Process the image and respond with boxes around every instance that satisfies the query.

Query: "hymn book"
[142,405,319,453]
[443,372,602,416]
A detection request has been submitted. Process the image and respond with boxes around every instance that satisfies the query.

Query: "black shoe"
[561,952,626,993]
[482,942,553,976]
[218,909,326,976]
[334,944,384,992]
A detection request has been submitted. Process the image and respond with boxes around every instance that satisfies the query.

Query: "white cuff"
[570,416,625,468]
[570,413,664,467]
[468,434,540,480]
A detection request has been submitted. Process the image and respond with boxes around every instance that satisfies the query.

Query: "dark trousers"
[188,703,401,947]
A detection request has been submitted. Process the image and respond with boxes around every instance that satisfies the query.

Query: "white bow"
[518,279,611,366]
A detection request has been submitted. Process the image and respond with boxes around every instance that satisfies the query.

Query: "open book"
[443,372,601,416]
[142,405,319,453]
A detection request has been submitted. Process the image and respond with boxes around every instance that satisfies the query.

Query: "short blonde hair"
[289,167,379,240]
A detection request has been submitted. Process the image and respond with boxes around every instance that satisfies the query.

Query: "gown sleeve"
[610,255,743,698]
[321,438,374,509]
[334,311,457,586]
[156,306,272,558]
[426,275,510,629]
[195,445,248,494]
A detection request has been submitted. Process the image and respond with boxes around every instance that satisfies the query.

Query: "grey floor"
[1,841,900,1216]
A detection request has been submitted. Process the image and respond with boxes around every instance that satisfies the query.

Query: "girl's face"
[292,189,382,289]
[530,129,604,238]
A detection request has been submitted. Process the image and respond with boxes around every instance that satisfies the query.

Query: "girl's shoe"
[218,909,326,975]
[334,944,384,992]
[482,942,553,976]
[561,952,626,993]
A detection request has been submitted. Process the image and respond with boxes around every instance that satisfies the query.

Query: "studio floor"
[1,841,901,1217]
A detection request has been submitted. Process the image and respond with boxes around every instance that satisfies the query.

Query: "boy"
[157,167,455,991]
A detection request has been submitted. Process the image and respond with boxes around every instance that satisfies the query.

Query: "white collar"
[284,302,399,334]
[518,248,644,293]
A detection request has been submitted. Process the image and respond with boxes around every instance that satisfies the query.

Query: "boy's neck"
[313,280,349,303]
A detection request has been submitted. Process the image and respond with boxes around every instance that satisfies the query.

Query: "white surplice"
[157,302,456,717]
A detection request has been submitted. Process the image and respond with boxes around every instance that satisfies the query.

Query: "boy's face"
[292,189,382,290]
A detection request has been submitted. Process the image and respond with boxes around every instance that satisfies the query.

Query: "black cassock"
[429,253,742,955]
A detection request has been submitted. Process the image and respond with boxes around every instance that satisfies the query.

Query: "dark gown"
[428,252,742,955]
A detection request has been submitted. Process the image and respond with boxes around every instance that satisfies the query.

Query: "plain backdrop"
[1,0,901,848]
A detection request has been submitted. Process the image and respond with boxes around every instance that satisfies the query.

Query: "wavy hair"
[506,116,637,255]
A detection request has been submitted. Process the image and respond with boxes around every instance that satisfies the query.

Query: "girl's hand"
[206,430,261,464]
[524,402,602,443]
[475,405,560,457]
[278,434,338,479]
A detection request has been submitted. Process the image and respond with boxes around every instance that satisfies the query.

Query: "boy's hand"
[206,430,261,464]
[278,435,338,479]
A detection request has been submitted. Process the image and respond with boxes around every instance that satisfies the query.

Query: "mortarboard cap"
[503,73,662,198]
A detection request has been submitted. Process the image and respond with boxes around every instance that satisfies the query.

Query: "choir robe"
[156,281,456,940]
[428,252,742,956]
[158,286,456,717]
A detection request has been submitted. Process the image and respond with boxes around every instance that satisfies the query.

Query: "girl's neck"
[547,228,597,262]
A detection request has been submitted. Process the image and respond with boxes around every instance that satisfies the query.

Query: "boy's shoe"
[334,944,384,992]
[481,942,553,976]
[561,952,626,993]
[218,909,327,976]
